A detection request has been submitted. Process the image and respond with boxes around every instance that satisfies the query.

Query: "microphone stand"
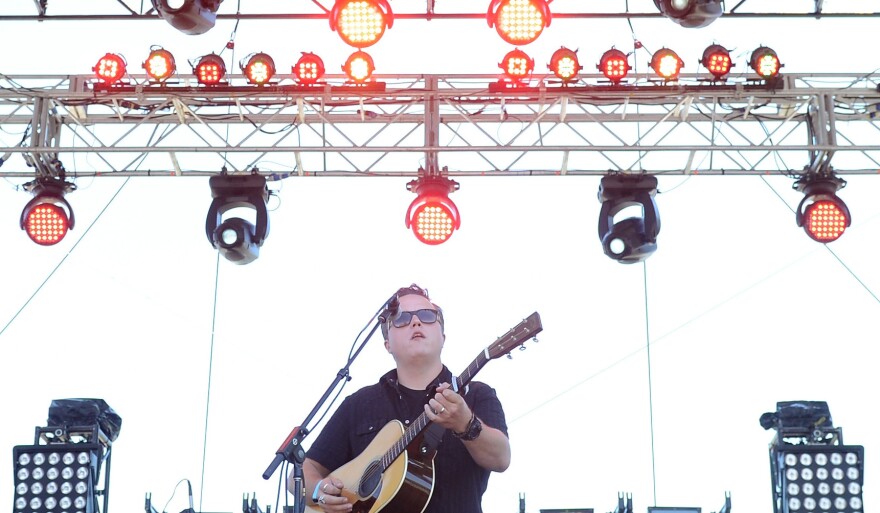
[262,317,387,513]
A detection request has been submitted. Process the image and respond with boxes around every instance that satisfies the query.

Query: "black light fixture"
[20,176,76,246]
[762,401,865,513]
[653,0,723,28]
[152,0,223,35]
[794,172,851,243]
[13,399,121,513]
[597,174,660,264]
[205,171,270,265]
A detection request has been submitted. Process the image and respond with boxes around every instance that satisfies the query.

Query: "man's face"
[384,293,445,364]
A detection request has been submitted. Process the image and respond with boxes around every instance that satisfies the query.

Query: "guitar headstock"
[486,312,542,360]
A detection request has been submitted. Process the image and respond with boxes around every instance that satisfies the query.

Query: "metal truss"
[2,0,878,22]
[1,71,879,180]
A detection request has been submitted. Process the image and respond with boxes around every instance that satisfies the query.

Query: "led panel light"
[12,444,101,513]
[773,445,864,513]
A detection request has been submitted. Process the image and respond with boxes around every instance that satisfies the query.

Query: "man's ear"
[384,339,391,352]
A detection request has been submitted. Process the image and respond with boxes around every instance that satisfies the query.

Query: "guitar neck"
[380,350,489,471]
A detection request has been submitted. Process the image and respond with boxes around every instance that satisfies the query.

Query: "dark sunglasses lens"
[392,312,412,328]
[392,310,437,328]
[415,310,438,323]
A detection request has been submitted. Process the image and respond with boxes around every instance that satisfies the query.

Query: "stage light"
[598,48,631,83]
[343,51,375,83]
[143,47,176,82]
[193,53,226,85]
[654,0,723,28]
[241,52,276,85]
[487,0,551,46]
[20,178,76,246]
[650,48,684,81]
[500,48,534,81]
[701,44,732,79]
[763,401,865,513]
[13,399,120,513]
[548,47,581,82]
[795,173,850,243]
[205,171,270,265]
[294,52,325,84]
[93,53,126,84]
[329,0,393,48]
[597,174,660,264]
[405,170,461,245]
[153,0,222,35]
[750,46,782,79]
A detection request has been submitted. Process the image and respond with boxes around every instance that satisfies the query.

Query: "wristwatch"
[453,413,482,441]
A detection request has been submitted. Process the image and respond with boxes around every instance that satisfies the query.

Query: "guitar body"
[306,420,436,513]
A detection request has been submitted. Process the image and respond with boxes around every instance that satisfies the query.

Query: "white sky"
[1,2,879,513]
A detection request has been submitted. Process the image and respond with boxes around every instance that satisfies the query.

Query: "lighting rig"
[794,170,851,243]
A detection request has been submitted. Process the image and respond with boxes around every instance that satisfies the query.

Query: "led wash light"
[294,52,325,84]
[241,52,276,85]
[751,46,782,79]
[500,49,534,81]
[549,47,581,82]
[651,48,684,81]
[343,51,375,83]
[330,0,393,48]
[701,44,732,79]
[93,53,126,84]
[598,48,630,83]
[194,53,226,85]
[20,178,76,246]
[795,173,851,243]
[405,170,461,245]
[13,444,101,513]
[487,0,551,46]
[143,47,176,81]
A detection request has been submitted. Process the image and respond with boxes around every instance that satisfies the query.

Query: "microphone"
[185,479,194,513]
[378,291,399,324]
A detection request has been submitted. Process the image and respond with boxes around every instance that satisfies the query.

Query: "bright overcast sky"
[1,3,878,513]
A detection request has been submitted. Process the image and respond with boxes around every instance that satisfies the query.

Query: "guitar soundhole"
[358,460,382,498]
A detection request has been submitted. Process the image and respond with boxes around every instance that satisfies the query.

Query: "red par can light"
[598,48,631,83]
[701,44,732,79]
[94,53,127,84]
[500,48,534,81]
[194,53,226,85]
[294,52,325,84]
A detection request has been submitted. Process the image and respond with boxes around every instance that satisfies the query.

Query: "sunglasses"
[391,309,440,328]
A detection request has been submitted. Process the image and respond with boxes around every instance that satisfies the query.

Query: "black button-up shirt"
[306,366,508,513]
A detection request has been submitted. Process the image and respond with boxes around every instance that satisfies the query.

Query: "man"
[289,284,511,513]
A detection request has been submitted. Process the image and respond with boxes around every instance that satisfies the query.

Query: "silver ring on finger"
[438,407,446,414]
[318,495,326,504]
[322,483,330,493]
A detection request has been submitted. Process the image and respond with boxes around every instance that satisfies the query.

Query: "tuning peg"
[531,336,539,344]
